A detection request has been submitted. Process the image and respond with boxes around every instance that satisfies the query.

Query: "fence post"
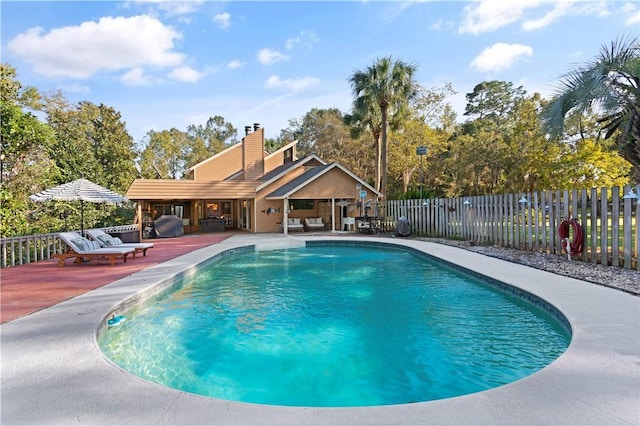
[611,187,620,267]
[578,189,588,262]
[622,184,633,269]
[533,191,540,252]
[590,188,598,264]
[600,187,609,266]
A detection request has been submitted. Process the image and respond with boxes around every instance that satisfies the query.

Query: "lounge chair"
[304,217,325,231]
[55,232,135,267]
[86,229,154,257]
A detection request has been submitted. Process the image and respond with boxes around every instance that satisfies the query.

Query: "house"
[125,124,382,235]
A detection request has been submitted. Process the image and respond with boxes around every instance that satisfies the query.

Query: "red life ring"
[558,219,584,256]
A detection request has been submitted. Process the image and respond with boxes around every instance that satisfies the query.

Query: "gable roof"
[256,154,326,191]
[264,140,297,162]
[264,162,381,199]
[185,142,242,174]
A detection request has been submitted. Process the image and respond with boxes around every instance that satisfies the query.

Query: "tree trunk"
[616,106,640,183]
[373,133,381,192]
[380,105,389,198]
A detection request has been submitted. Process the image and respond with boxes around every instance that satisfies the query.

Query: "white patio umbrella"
[29,178,128,236]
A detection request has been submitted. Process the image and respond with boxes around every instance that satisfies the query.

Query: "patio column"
[331,198,336,232]
[282,198,289,236]
[137,203,143,240]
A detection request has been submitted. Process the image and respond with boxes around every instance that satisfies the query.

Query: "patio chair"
[55,232,136,267]
[86,229,154,257]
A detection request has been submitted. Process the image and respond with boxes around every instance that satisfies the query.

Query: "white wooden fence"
[385,185,639,270]
[3,186,638,271]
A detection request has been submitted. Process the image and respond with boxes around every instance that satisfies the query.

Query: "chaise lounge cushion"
[55,232,136,267]
[86,229,154,257]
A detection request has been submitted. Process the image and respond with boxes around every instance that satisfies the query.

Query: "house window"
[205,200,221,218]
[290,199,314,210]
[284,147,293,164]
[152,204,172,219]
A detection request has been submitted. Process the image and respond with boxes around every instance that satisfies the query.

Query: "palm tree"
[344,102,382,191]
[348,56,418,197]
[542,36,640,182]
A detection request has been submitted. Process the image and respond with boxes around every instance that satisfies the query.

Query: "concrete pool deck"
[1,234,638,425]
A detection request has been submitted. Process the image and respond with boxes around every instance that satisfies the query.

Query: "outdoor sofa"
[304,217,325,231]
[284,218,304,232]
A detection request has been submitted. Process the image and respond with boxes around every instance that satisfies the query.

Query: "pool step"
[254,238,306,251]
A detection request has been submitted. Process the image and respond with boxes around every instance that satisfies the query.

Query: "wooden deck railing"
[1,225,139,268]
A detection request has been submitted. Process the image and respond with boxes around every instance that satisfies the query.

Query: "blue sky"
[2,1,638,144]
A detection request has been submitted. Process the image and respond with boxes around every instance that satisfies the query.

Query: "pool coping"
[2,234,639,425]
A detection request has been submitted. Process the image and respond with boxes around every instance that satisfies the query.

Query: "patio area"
[1,233,638,425]
[0,233,232,324]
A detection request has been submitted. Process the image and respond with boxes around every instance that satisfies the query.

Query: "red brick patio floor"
[0,233,231,324]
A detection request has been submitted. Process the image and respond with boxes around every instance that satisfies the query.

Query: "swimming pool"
[99,242,570,407]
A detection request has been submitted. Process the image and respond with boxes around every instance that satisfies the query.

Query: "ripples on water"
[99,245,570,407]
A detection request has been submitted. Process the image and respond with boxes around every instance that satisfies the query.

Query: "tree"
[185,116,238,165]
[139,128,188,179]
[1,64,62,237]
[38,95,138,231]
[284,108,376,185]
[542,35,640,182]
[264,137,283,153]
[410,83,458,132]
[287,108,348,160]
[453,81,529,194]
[44,97,137,191]
[558,138,631,188]
[348,56,418,198]
[344,100,382,191]
[389,119,432,194]
[464,81,526,122]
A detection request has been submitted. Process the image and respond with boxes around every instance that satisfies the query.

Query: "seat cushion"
[71,238,89,252]
[97,234,116,246]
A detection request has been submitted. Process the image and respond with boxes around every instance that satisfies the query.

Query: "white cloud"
[227,59,244,70]
[265,75,319,91]
[459,0,618,34]
[214,12,231,29]
[470,43,533,73]
[522,1,573,30]
[62,82,91,95]
[257,48,289,65]
[7,15,184,79]
[128,0,204,16]
[622,2,640,25]
[284,30,320,50]
[460,0,534,34]
[120,67,153,86]
[168,66,204,82]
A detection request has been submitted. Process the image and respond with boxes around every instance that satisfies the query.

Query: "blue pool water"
[99,244,570,407]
